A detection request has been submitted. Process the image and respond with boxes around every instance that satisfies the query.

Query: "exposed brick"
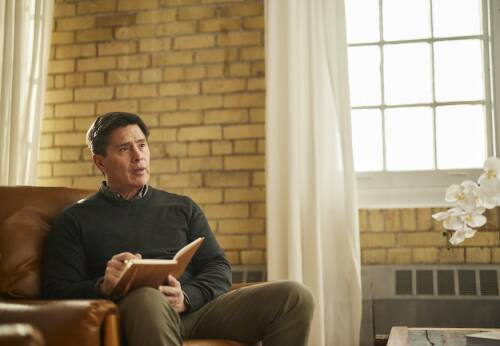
[220,3,263,17]
[205,109,248,124]
[257,139,265,153]
[178,126,221,141]
[54,3,76,18]
[461,231,498,246]
[204,204,249,219]
[56,44,96,59]
[48,60,75,74]
[149,128,177,142]
[142,68,163,83]
[250,203,265,217]
[139,98,177,113]
[183,188,223,203]
[223,124,264,139]
[159,82,199,96]
[234,140,256,153]
[383,209,401,232]
[251,61,265,76]
[45,89,73,104]
[360,233,396,248]
[243,16,264,30]
[86,72,105,85]
[179,157,223,172]
[212,141,232,155]
[224,93,265,108]
[39,134,53,148]
[387,248,412,264]
[52,32,74,45]
[116,84,157,98]
[179,95,223,110]
[207,64,226,78]
[150,158,178,173]
[117,0,159,11]
[96,13,136,27]
[73,176,103,189]
[165,143,188,157]
[97,100,138,114]
[401,208,417,231]
[240,250,264,265]
[205,172,250,187]
[224,251,239,264]
[195,48,238,63]
[42,119,74,132]
[65,73,85,87]
[439,248,465,263]
[77,57,116,71]
[158,173,202,188]
[77,0,116,15]
[412,248,439,263]
[466,247,491,263]
[228,62,251,77]
[184,66,206,80]
[138,38,172,53]
[62,148,82,161]
[107,70,140,84]
[203,79,245,94]
[117,54,150,69]
[188,142,210,156]
[224,155,264,170]
[485,208,499,229]
[362,249,387,265]
[115,25,156,40]
[416,208,433,231]
[178,6,215,20]
[225,187,265,202]
[54,75,65,88]
[53,162,93,176]
[247,77,264,91]
[252,172,264,186]
[57,16,95,31]
[153,51,194,66]
[240,47,264,61]
[136,9,176,24]
[397,232,447,247]
[39,148,61,162]
[98,41,137,56]
[492,248,500,263]
[157,22,197,36]
[54,132,87,146]
[199,18,240,32]
[75,87,114,101]
[37,177,72,187]
[37,163,52,177]
[217,235,249,249]
[160,0,201,5]
[74,117,95,132]
[359,209,368,232]
[217,32,261,47]
[174,35,215,50]
[219,219,264,234]
[76,29,113,42]
[55,103,95,117]
[367,209,384,232]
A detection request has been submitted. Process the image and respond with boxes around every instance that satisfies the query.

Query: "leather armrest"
[0,323,44,346]
[0,300,118,346]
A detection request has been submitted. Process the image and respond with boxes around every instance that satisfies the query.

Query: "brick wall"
[360,208,500,264]
[39,0,498,267]
[39,0,265,266]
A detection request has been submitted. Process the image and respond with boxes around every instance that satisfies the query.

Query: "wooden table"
[387,327,500,346]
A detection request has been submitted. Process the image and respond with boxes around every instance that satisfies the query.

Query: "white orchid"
[433,157,499,245]
[477,157,500,208]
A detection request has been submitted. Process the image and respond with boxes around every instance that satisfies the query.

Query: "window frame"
[354,0,497,208]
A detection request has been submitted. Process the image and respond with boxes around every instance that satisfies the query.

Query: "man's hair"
[87,112,150,156]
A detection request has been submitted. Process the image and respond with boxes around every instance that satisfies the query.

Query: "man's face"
[93,124,150,197]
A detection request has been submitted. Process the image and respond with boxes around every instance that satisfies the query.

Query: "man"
[42,112,314,346]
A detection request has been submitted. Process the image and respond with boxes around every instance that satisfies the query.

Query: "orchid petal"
[450,230,466,245]
[445,184,462,202]
[484,157,500,173]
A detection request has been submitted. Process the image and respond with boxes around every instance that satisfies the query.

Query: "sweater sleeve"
[42,209,104,299]
[181,199,232,312]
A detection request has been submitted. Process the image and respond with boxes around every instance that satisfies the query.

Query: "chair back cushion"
[0,186,92,299]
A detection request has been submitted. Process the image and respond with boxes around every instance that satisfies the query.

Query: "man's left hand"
[159,275,186,314]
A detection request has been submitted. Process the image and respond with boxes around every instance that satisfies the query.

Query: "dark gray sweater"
[42,186,231,312]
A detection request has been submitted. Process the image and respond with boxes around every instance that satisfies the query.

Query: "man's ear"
[92,154,106,176]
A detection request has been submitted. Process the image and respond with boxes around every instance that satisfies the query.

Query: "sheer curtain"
[0,0,53,185]
[265,0,361,345]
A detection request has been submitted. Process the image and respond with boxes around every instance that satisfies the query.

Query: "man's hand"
[100,252,141,296]
[159,275,186,313]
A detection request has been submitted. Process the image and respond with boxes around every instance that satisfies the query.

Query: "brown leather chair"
[0,186,253,346]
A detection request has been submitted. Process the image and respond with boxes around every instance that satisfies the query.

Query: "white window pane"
[434,40,484,102]
[436,105,486,169]
[433,0,482,38]
[351,109,383,172]
[385,107,434,171]
[384,43,432,105]
[345,0,380,44]
[383,0,430,41]
[348,46,381,107]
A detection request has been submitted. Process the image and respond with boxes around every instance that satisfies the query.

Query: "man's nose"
[131,146,143,161]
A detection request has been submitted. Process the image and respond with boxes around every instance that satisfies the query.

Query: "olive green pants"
[118,281,314,346]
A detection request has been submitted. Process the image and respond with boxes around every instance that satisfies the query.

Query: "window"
[345,0,496,207]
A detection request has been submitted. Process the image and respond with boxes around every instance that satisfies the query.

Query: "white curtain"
[0,0,53,185]
[265,0,361,345]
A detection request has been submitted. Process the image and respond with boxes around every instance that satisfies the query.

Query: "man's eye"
[119,147,128,152]
[139,143,146,148]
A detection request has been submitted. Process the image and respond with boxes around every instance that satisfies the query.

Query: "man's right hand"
[100,252,141,296]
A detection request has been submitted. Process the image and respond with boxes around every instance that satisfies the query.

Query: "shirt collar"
[100,182,148,201]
